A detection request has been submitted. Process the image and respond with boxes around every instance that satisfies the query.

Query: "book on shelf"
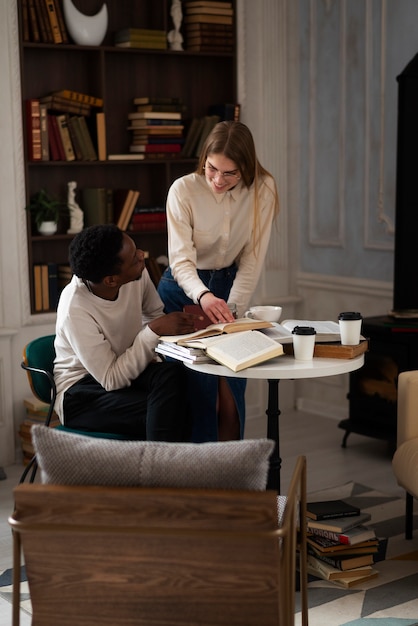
[187,43,234,53]
[46,113,62,160]
[185,6,234,16]
[113,190,140,231]
[22,0,31,42]
[26,99,42,161]
[27,0,41,42]
[43,0,63,43]
[306,499,361,520]
[52,89,103,108]
[115,40,167,50]
[54,0,69,43]
[66,115,83,160]
[208,103,241,121]
[81,187,111,226]
[34,0,52,43]
[76,115,97,160]
[33,264,43,312]
[114,28,167,48]
[133,96,184,106]
[307,546,374,571]
[107,153,145,161]
[184,14,233,25]
[47,261,59,310]
[56,114,76,161]
[40,94,92,116]
[128,111,182,121]
[184,1,233,8]
[134,103,187,113]
[95,111,107,161]
[194,114,220,157]
[128,119,184,127]
[307,511,372,534]
[129,144,182,154]
[181,117,206,157]
[39,103,49,160]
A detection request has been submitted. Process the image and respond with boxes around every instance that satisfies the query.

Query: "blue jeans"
[158,265,246,442]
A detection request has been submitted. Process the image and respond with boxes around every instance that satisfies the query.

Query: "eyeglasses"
[204,161,240,180]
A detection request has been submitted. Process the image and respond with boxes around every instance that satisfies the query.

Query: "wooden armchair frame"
[10,456,307,626]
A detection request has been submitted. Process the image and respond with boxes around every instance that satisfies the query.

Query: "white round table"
[186,354,365,492]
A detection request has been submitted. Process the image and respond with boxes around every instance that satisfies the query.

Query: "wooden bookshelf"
[18,0,237,313]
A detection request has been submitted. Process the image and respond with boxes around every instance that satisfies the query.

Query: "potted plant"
[26,189,66,235]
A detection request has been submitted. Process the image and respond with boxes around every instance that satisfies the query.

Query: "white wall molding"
[297,271,392,300]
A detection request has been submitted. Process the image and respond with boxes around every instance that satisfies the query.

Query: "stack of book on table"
[126,97,186,158]
[306,499,386,587]
[183,1,235,53]
[157,318,284,371]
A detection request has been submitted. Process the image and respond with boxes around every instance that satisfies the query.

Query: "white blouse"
[166,172,277,316]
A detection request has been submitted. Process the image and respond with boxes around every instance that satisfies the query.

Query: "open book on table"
[160,317,273,346]
[261,320,344,344]
[160,320,283,372]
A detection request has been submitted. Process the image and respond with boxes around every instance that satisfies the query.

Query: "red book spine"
[131,212,166,224]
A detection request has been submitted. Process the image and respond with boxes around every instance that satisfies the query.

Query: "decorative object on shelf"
[26,189,66,236]
[167,0,184,51]
[66,181,84,234]
[63,0,108,46]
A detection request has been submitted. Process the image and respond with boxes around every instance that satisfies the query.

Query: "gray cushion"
[31,425,274,490]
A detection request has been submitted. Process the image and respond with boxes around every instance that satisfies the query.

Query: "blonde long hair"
[196,121,279,255]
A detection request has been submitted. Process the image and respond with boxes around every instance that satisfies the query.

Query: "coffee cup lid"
[292,326,316,335]
[338,312,362,321]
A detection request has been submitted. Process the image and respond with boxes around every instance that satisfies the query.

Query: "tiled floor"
[0,408,403,625]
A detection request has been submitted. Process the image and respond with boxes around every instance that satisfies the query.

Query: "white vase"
[63,0,108,46]
[38,221,57,236]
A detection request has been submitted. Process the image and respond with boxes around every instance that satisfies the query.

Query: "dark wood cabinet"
[339,316,418,446]
[18,0,237,313]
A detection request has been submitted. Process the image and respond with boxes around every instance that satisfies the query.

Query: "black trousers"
[62,361,190,441]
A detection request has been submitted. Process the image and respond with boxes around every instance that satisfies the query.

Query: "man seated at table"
[53,224,197,441]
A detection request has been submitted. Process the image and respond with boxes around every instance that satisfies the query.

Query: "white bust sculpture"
[167,0,184,51]
[67,181,84,234]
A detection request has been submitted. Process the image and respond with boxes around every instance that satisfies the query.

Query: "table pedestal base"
[266,379,281,493]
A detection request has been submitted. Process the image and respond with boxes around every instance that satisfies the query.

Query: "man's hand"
[148,312,201,337]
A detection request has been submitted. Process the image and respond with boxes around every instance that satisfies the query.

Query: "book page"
[204,330,284,372]
[160,318,273,345]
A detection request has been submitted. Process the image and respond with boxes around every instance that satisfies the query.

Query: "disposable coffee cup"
[292,326,316,360]
[338,312,362,345]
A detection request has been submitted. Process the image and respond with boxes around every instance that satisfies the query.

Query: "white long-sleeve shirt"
[166,172,277,317]
[53,270,164,420]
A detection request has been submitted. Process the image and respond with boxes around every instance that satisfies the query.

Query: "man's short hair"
[69,225,124,283]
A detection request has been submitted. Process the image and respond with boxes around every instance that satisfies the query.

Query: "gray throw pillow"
[31,425,274,490]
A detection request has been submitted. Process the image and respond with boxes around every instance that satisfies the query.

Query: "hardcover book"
[307,512,371,534]
[306,499,361,520]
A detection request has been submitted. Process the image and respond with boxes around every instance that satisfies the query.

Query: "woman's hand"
[199,292,235,324]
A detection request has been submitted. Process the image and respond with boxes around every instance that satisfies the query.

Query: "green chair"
[20,334,132,483]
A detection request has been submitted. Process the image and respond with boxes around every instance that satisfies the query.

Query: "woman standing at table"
[157,121,279,442]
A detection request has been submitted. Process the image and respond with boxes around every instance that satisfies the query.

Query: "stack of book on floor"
[19,396,60,465]
[306,499,385,587]
[183,1,235,52]
[125,97,185,158]
[114,28,167,49]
